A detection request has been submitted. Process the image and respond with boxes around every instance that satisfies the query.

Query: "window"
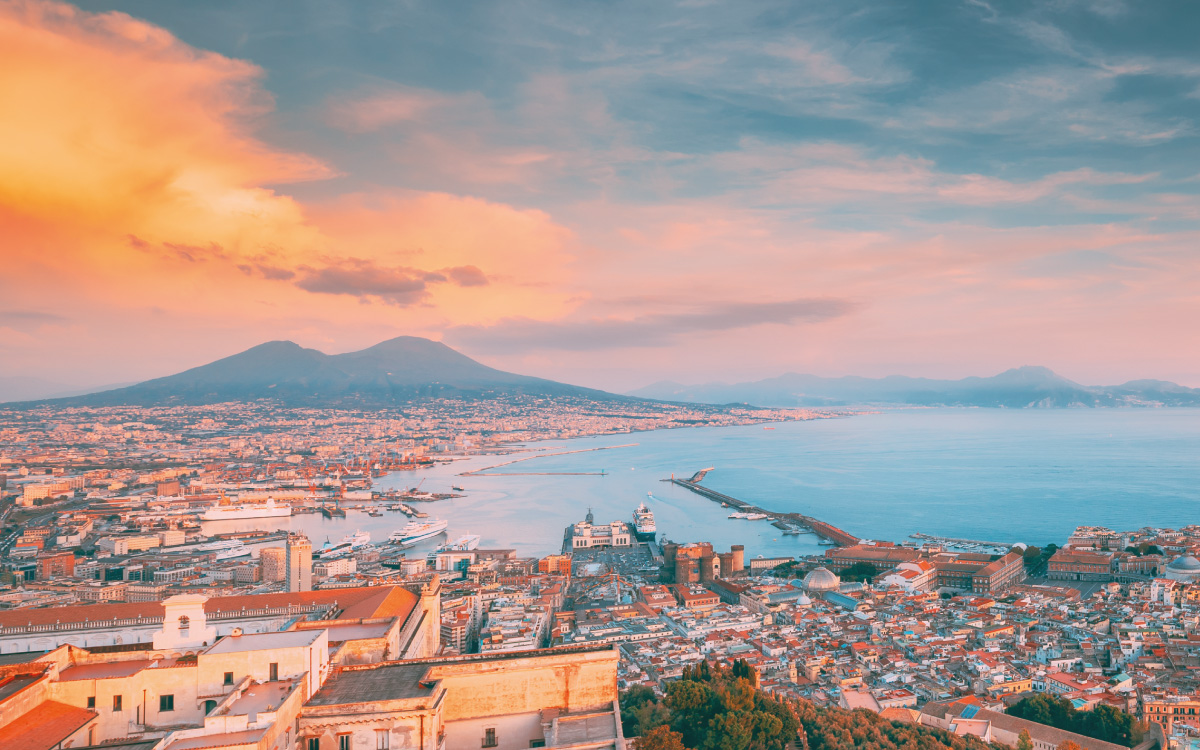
[159,694,174,712]
[224,671,234,686]
[375,730,389,750]
[178,615,190,635]
[113,695,123,712]
[87,697,95,709]
[483,728,497,748]
[530,742,546,748]
[338,735,351,750]
[308,738,320,750]
[269,662,279,681]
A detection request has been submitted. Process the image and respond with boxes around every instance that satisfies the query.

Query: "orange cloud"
[0,0,577,378]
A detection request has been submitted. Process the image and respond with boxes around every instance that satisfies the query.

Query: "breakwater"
[667,472,860,547]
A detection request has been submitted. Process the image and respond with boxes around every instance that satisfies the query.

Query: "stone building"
[299,645,624,750]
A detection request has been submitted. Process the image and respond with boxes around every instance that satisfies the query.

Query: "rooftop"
[306,662,436,706]
[204,629,321,655]
[0,700,96,750]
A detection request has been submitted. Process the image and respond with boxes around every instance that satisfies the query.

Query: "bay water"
[201,408,1200,560]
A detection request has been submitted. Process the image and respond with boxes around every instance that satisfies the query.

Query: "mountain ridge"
[8,336,622,407]
[628,366,1200,408]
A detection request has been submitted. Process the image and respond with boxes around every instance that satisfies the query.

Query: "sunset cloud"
[446,298,859,353]
[1,0,1198,390]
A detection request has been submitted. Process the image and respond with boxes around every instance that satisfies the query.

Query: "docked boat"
[200,497,292,521]
[316,531,371,559]
[436,534,481,552]
[389,518,449,547]
[633,502,656,541]
[728,511,769,521]
[193,539,250,560]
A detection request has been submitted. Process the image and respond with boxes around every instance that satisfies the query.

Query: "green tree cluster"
[1124,543,1163,557]
[1007,694,1144,747]
[840,561,879,583]
[622,660,1006,750]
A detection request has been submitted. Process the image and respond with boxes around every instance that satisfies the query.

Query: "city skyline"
[3,0,1200,392]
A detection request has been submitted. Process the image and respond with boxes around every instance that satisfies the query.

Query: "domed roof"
[1168,555,1200,572]
[803,566,841,592]
[796,593,812,606]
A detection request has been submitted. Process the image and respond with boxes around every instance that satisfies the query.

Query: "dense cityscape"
[1,402,1199,750]
[5,0,1199,747]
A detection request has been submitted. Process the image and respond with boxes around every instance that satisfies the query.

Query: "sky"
[1,0,1199,393]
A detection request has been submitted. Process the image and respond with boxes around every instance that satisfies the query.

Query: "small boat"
[452,486,465,492]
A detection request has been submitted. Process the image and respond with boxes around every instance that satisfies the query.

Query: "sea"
[198,408,1200,561]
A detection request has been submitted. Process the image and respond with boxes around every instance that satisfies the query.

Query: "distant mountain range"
[629,366,1200,408]
[8,337,622,407]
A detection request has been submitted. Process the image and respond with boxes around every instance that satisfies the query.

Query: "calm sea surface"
[201,408,1200,560]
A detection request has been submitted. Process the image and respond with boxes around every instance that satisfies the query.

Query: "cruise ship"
[389,518,449,547]
[436,534,481,552]
[633,502,656,541]
[200,497,292,521]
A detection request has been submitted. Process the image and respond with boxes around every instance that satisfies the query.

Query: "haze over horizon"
[3,0,1200,392]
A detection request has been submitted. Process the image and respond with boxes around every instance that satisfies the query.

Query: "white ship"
[633,502,656,541]
[436,534,481,552]
[728,511,769,520]
[193,539,250,560]
[317,530,373,559]
[389,518,449,547]
[200,497,292,521]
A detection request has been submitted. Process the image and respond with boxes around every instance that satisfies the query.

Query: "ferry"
[316,530,372,559]
[633,502,656,541]
[192,539,250,560]
[436,534,481,552]
[728,511,769,521]
[389,518,449,547]
[200,497,292,521]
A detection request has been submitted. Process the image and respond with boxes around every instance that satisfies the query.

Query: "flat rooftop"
[306,662,435,706]
[59,659,184,681]
[204,630,320,655]
[223,680,294,718]
[322,622,392,642]
[0,675,40,703]
[164,729,265,750]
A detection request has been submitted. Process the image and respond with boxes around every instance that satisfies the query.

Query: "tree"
[842,561,879,583]
[1017,729,1034,750]
[1023,546,1042,562]
[636,725,687,750]
[1058,742,1083,750]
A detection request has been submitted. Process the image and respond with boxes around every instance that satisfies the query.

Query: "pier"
[667,472,860,547]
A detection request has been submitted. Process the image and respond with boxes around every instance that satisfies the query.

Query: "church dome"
[803,566,841,593]
[1168,555,1200,572]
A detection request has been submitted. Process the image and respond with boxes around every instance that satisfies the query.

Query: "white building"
[568,510,631,549]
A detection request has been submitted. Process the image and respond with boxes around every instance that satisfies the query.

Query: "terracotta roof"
[0,700,96,750]
[0,586,417,630]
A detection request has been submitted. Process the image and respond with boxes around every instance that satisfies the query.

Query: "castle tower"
[730,545,745,576]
